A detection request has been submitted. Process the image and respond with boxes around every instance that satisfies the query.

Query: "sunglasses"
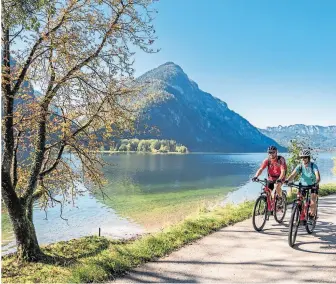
[301,156,309,159]
[268,151,276,154]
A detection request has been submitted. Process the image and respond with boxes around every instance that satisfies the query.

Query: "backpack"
[298,162,317,181]
[267,155,287,179]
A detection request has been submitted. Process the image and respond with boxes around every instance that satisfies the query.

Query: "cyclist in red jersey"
[252,146,287,202]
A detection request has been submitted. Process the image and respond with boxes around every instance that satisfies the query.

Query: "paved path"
[116,195,336,283]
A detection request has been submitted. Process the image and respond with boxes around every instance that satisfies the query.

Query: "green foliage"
[286,183,336,202]
[118,144,127,152]
[319,183,336,197]
[286,139,317,178]
[137,140,151,152]
[150,140,161,151]
[2,0,49,31]
[176,145,188,153]
[159,144,169,153]
[108,139,188,154]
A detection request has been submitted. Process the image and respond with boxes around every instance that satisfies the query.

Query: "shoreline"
[97,150,188,154]
[2,183,336,283]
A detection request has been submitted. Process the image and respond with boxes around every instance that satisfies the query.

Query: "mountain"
[259,125,336,150]
[133,62,284,152]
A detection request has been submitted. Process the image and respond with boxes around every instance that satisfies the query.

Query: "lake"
[2,152,335,254]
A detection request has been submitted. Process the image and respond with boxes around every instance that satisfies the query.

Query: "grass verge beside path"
[2,184,336,283]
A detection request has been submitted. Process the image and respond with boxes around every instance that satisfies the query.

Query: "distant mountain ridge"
[133,62,284,152]
[259,125,336,150]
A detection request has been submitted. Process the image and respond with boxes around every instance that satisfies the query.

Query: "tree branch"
[39,143,65,177]
[45,6,125,108]
[11,8,69,97]
[9,26,24,44]
[21,108,47,201]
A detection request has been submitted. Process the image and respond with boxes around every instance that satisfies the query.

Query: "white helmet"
[299,149,311,157]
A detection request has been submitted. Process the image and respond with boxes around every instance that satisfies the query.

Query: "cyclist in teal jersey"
[286,149,321,217]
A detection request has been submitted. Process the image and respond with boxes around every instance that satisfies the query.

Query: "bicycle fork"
[266,193,274,220]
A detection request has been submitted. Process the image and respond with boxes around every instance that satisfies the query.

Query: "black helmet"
[267,145,277,152]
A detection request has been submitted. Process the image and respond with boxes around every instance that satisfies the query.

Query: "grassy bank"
[286,182,336,203]
[2,184,336,283]
[1,211,13,246]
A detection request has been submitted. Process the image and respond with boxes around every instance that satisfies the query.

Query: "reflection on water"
[102,153,257,192]
[2,152,335,254]
[2,185,143,254]
[102,152,336,197]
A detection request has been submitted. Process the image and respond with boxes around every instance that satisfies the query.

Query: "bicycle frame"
[289,183,313,221]
[263,186,274,212]
[294,187,310,221]
[252,178,287,231]
[287,182,317,247]
[258,179,278,212]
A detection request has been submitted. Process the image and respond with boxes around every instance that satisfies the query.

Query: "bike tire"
[274,191,287,224]
[252,195,267,232]
[288,203,300,247]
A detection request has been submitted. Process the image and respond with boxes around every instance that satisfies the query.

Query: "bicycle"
[286,182,319,247]
[252,178,287,231]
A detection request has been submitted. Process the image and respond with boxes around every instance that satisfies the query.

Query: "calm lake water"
[2,152,335,254]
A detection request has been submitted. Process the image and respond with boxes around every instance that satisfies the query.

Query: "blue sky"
[133,0,336,128]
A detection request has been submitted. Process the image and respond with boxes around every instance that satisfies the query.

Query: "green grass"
[1,210,13,246]
[2,183,336,283]
[286,183,336,203]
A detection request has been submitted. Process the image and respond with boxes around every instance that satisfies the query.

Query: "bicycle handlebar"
[252,178,267,184]
[284,182,317,189]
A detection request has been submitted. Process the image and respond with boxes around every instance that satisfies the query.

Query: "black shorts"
[266,179,284,190]
[311,185,319,195]
[267,180,275,190]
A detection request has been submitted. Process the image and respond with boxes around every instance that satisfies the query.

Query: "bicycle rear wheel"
[288,203,300,247]
[306,198,318,234]
[274,191,287,223]
[252,195,267,231]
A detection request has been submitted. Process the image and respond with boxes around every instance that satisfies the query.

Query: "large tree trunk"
[1,26,42,261]
[4,182,42,261]
[10,207,41,261]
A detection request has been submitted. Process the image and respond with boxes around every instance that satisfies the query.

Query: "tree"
[150,139,160,151]
[176,145,187,153]
[137,139,150,152]
[159,144,169,153]
[1,0,158,261]
[287,139,317,179]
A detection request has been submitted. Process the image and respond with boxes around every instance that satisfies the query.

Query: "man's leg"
[275,182,283,200]
[267,180,275,201]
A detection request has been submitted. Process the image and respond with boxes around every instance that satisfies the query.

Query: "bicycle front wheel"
[288,203,300,247]
[274,191,287,223]
[252,195,267,231]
